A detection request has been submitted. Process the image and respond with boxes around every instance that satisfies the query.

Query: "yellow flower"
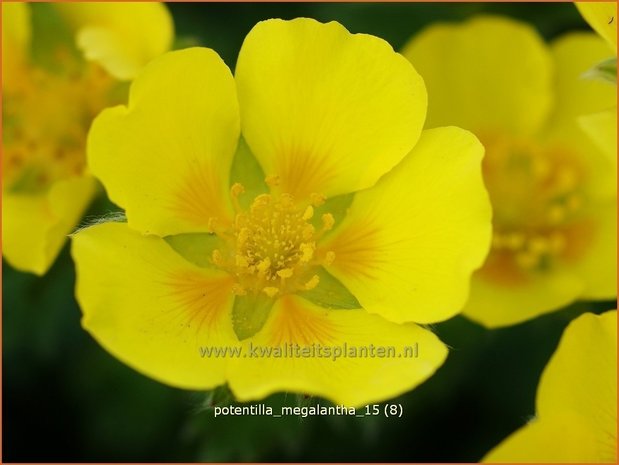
[575,2,617,164]
[71,18,492,406]
[576,2,617,54]
[402,16,617,328]
[2,2,173,275]
[484,310,617,462]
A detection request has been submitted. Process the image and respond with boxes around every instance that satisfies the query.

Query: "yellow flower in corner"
[402,16,617,328]
[71,18,492,406]
[484,310,617,463]
[576,1,617,54]
[2,2,173,275]
[575,1,617,164]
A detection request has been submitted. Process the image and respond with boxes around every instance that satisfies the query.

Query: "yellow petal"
[322,127,492,324]
[235,18,427,200]
[71,221,238,389]
[567,202,617,300]
[55,2,173,80]
[463,269,585,328]
[88,48,239,236]
[401,15,552,137]
[576,2,618,53]
[228,295,447,407]
[579,108,618,164]
[484,412,603,463]
[485,311,617,462]
[545,33,616,143]
[2,2,30,91]
[2,176,96,275]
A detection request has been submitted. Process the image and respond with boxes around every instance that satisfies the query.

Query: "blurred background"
[3,2,612,462]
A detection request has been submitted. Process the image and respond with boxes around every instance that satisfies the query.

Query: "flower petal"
[321,127,491,324]
[235,18,427,200]
[484,311,617,462]
[401,15,552,137]
[71,221,238,389]
[2,2,30,91]
[462,269,585,329]
[579,108,618,164]
[88,48,240,236]
[55,2,173,80]
[2,176,96,275]
[228,295,447,407]
[567,202,617,300]
[576,2,618,53]
[484,413,601,463]
[545,33,616,144]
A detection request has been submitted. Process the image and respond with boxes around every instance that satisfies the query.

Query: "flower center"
[3,57,115,193]
[211,182,335,297]
[480,133,588,281]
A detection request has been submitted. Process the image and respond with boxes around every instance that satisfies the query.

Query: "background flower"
[2,2,173,275]
[402,15,617,328]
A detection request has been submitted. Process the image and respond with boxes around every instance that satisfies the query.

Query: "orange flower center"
[480,133,590,284]
[3,56,115,193]
[209,181,336,297]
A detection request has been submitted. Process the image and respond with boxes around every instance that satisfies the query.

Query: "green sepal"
[232,292,275,340]
[30,3,80,71]
[200,384,235,411]
[312,193,354,233]
[583,57,617,84]
[164,233,224,268]
[297,267,361,310]
[229,137,268,210]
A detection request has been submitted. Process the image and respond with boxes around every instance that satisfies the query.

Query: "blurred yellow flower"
[484,310,617,462]
[576,2,617,164]
[71,18,492,406]
[2,2,173,275]
[576,2,617,53]
[403,16,617,328]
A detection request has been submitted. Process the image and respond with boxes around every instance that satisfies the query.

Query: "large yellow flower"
[402,16,617,328]
[2,2,173,275]
[484,310,617,462]
[71,18,492,406]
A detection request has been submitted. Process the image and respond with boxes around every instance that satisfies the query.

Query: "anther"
[265,174,280,187]
[310,193,326,207]
[324,251,336,266]
[321,213,335,231]
[263,287,279,298]
[304,275,320,290]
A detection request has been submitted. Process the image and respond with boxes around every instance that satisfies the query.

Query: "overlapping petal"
[3,176,96,275]
[56,2,173,80]
[228,295,447,407]
[401,15,553,137]
[544,33,616,146]
[484,311,617,462]
[88,48,240,237]
[576,2,618,53]
[72,222,239,389]
[236,18,427,200]
[322,127,492,324]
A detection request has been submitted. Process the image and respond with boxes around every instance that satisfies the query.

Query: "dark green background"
[3,2,611,462]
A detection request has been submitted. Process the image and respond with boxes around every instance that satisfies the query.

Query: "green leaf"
[229,137,268,210]
[583,57,617,84]
[164,233,224,268]
[297,267,361,310]
[232,292,275,340]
